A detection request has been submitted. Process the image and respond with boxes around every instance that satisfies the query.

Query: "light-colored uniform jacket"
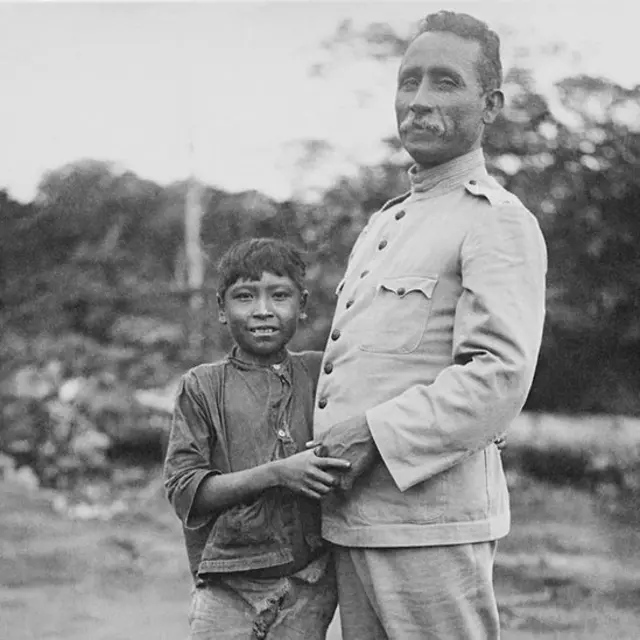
[313,149,547,548]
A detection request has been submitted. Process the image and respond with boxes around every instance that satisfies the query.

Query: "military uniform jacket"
[313,148,548,547]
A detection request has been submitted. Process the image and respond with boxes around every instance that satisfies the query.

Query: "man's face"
[218,271,307,365]
[395,31,491,168]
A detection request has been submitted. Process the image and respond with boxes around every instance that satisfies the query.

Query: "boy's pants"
[334,542,500,640]
[188,570,337,640]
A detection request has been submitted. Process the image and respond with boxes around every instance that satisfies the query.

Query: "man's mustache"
[399,113,444,134]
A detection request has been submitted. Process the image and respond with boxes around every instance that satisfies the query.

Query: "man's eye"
[437,77,458,89]
[399,77,419,90]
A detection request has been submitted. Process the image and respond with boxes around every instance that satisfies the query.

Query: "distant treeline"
[2,65,640,416]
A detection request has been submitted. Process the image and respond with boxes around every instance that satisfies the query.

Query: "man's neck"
[409,148,486,196]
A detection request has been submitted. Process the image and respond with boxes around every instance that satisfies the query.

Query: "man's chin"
[405,146,447,167]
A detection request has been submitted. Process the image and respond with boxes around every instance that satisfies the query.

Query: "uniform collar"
[408,148,486,197]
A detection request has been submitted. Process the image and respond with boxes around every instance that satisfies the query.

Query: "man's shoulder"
[463,175,525,210]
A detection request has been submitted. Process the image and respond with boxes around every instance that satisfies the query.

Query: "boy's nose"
[253,297,274,317]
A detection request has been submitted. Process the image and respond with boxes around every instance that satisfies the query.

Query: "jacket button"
[346,299,354,309]
[469,179,477,185]
[277,429,286,438]
[378,240,387,250]
[318,398,327,409]
[360,269,369,278]
[397,287,406,296]
[395,210,406,220]
[331,329,341,341]
[324,362,333,374]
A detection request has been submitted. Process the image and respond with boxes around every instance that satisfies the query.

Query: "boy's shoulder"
[180,355,230,387]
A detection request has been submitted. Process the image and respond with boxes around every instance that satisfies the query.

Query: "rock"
[9,366,57,400]
[0,452,17,477]
[134,387,176,415]
[58,378,85,404]
[70,429,112,468]
[12,465,40,490]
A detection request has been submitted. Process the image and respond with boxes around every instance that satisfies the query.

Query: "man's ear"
[482,89,504,125]
[216,293,227,325]
[299,289,309,320]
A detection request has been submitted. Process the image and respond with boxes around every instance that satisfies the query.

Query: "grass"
[2,467,640,639]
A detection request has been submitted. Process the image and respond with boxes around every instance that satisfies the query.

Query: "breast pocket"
[360,275,438,354]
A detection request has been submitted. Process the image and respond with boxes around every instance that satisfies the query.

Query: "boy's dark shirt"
[164,347,324,582]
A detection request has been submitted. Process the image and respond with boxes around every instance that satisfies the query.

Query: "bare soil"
[2,474,639,640]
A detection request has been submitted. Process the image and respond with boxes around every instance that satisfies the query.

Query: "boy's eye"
[273,290,292,301]
[234,291,253,301]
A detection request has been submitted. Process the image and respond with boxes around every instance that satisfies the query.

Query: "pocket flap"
[379,275,438,299]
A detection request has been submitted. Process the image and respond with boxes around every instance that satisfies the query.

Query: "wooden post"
[185,175,204,357]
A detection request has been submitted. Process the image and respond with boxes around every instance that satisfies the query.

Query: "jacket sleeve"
[163,370,221,528]
[366,204,547,492]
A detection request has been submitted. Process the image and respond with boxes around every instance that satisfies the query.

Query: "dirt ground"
[2,474,639,640]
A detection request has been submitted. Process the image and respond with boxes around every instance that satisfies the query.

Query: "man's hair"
[216,237,307,299]
[416,11,502,92]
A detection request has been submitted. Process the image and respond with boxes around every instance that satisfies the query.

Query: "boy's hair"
[216,237,307,299]
[416,11,502,92]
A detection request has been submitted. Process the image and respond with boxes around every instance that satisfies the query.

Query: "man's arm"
[317,205,546,492]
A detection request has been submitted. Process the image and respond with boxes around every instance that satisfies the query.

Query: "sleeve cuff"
[179,469,221,530]
[366,402,414,492]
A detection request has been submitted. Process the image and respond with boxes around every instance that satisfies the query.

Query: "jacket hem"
[321,517,510,547]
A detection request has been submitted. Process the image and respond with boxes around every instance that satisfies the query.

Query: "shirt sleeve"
[163,370,222,529]
[366,204,547,492]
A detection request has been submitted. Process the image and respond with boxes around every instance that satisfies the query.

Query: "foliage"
[2,21,640,489]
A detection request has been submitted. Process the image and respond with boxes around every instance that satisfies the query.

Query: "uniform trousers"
[334,542,500,640]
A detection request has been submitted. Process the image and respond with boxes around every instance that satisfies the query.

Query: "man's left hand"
[307,415,379,492]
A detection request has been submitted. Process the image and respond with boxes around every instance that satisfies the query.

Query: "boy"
[163,238,351,640]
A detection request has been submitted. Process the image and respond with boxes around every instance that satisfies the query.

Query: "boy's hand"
[307,415,379,493]
[273,450,351,500]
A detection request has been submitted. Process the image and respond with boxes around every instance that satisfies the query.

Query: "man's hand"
[272,449,351,500]
[307,415,379,492]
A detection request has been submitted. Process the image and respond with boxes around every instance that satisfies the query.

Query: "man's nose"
[409,79,435,113]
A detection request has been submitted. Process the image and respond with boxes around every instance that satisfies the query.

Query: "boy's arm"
[191,449,351,519]
[163,371,222,529]
[164,370,351,529]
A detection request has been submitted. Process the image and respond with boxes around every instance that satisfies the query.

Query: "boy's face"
[218,271,308,365]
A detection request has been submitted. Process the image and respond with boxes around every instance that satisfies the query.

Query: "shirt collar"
[228,346,292,380]
[408,148,486,197]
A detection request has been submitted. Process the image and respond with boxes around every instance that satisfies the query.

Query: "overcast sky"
[1,1,638,203]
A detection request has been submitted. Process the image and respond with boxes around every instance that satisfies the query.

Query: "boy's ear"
[299,289,309,320]
[216,293,227,325]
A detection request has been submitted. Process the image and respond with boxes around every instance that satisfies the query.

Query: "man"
[311,11,547,639]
